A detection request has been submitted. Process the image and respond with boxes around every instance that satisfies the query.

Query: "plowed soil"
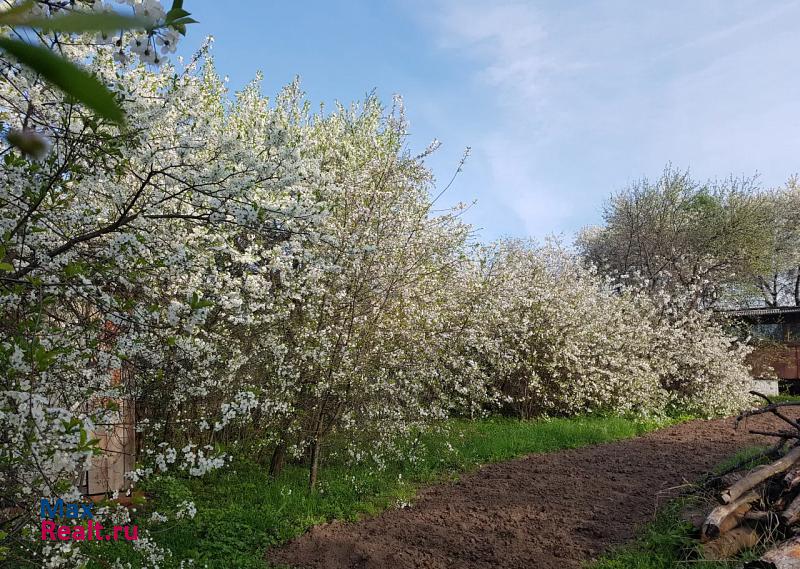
[268,414,786,569]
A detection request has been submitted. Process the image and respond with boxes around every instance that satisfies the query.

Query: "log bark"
[722,446,800,504]
[785,469,800,490]
[746,536,800,569]
[745,511,772,522]
[721,471,745,488]
[701,526,759,560]
[706,471,745,492]
[782,491,800,526]
[706,438,788,489]
[702,491,760,541]
[744,510,783,537]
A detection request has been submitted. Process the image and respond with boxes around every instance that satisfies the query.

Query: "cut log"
[722,471,746,488]
[706,437,789,489]
[774,487,800,511]
[782,492,800,526]
[785,469,800,490]
[746,511,773,522]
[702,490,760,541]
[745,511,784,537]
[701,526,759,560]
[722,446,800,504]
[745,536,800,569]
[745,510,781,525]
[706,469,746,491]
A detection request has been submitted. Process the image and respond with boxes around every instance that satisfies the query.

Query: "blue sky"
[177,0,800,241]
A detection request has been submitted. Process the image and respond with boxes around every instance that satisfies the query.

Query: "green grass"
[87,415,673,568]
[586,497,755,569]
[80,398,800,568]
[713,445,775,473]
[766,394,800,404]
[587,445,776,569]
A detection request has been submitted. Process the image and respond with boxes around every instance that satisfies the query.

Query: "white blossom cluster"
[7,0,189,66]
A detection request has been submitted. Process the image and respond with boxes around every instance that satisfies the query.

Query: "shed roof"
[720,306,800,318]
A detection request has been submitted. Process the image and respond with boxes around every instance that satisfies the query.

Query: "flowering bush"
[468,240,753,419]
[218,95,493,486]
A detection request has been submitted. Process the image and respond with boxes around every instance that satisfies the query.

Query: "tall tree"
[577,166,774,308]
[753,179,800,306]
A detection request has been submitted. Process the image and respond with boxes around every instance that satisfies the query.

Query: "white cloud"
[483,134,573,238]
[431,1,557,109]
[417,0,800,238]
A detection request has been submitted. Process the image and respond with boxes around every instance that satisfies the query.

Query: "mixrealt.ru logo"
[40,499,138,542]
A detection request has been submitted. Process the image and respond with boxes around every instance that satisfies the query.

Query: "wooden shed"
[78,321,136,499]
[722,306,800,385]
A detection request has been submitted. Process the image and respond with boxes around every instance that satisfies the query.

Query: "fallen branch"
[721,445,800,504]
[738,392,800,433]
[704,438,789,488]
[749,430,800,441]
[688,394,800,563]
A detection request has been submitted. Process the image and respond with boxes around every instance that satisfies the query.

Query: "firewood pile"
[694,392,800,568]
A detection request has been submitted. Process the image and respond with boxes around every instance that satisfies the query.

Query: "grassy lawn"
[767,393,800,404]
[88,415,671,568]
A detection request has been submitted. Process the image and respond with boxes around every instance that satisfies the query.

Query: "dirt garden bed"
[267,414,786,569]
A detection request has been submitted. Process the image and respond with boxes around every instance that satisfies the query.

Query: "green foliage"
[577,166,775,307]
[164,2,198,33]
[713,445,773,474]
[0,1,150,125]
[766,394,800,404]
[0,38,124,124]
[20,12,148,33]
[0,0,36,26]
[0,0,197,130]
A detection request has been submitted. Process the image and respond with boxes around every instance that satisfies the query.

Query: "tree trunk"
[701,526,759,560]
[760,276,779,307]
[306,404,326,491]
[308,436,321,491]
[794,268,800,307]
[269,442,286,478]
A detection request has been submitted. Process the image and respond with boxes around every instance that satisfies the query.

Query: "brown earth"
[267,414,787,569]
